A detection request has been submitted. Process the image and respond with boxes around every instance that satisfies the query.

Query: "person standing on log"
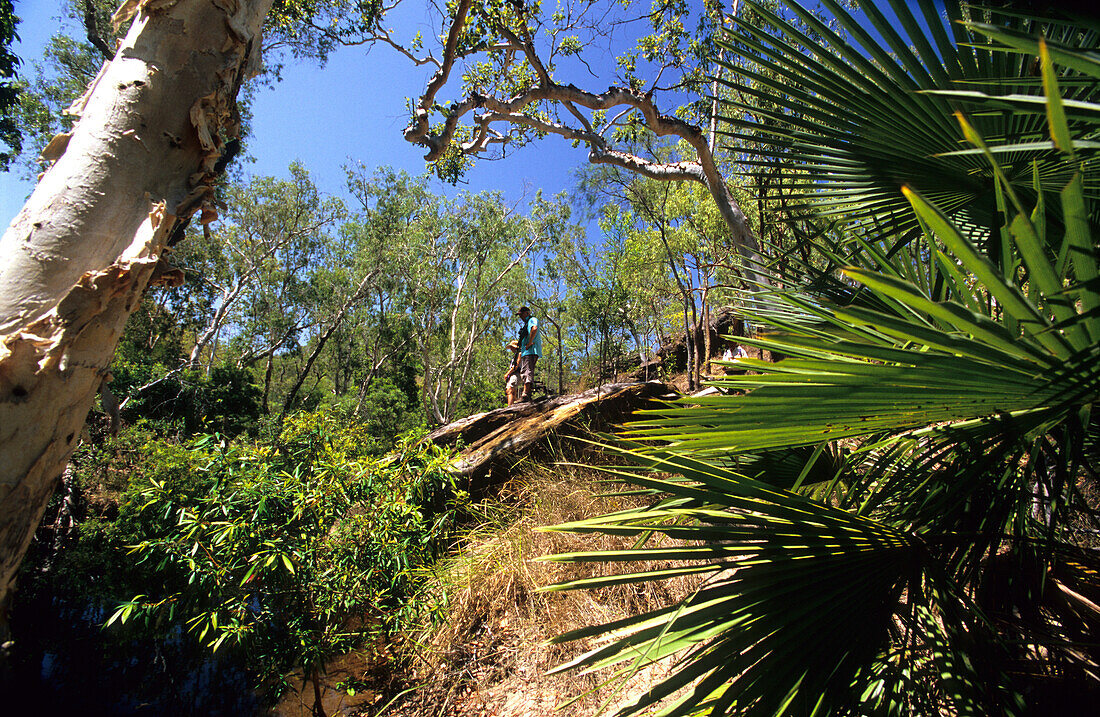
[516,306,541,402]
[504,340,521,405]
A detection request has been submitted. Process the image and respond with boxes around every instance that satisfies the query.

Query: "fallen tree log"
[427,381,678,492]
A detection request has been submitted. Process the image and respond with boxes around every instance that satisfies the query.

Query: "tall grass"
[388,458,705,716]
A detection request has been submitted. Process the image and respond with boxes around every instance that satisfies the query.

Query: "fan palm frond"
[717,0,1100,237]
[544,13,1100,716]
[541,449,930,717]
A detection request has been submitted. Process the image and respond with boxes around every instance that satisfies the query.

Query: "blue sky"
[1,1,944,232]
[1,1,590,228]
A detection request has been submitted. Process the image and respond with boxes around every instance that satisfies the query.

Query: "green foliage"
[716,0,1100,235]
[10,422,259,711]
[340,165,561,423]
[114,363,262,437]
[16,424,215,621]
[428,122,478,184]
[403,0,739,182]
[4,0,122,174]
[574,161,744,383]
[8,33,98,174]
[221,163,347,361]
[109,412,462,698]
[545,6,1100,716]
[452,372,506,417]
[356,376,417,450]
[0,0,20,167]
[264,0,386,71]
[180,163,557,426]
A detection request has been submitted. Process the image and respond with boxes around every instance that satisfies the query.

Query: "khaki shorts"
[519,354,538,384]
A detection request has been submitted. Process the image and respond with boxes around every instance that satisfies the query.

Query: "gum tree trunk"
[0,0,272,622]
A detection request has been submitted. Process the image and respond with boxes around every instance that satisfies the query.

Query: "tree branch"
[403,0,474,157]
[81,0,114,61]
[400,0,772,288]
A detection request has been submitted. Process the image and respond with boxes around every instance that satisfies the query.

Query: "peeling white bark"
[0,0,272,615]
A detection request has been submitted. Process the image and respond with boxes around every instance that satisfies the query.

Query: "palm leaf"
[541,450,923,717]
[717,0,1098,236]
[545,6,1100,715]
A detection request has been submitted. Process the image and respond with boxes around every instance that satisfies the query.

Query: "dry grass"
[362,459,704,717]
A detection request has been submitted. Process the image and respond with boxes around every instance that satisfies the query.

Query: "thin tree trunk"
[408,0,771,289]
[352,337,411,415]
[625,320,645,366]
[686,296,695,389]
[262,353,275,415]
[279,273,373,422]
[189,281,242,367]
[701,275,712,377]
[333,344,343,396]
[680,302,693,390]
[421,314,443,424]
[209,322,224,372]
[236,319,313,370]
[555,320,563,394]
[0,0,270,617]
[656,228,696,390]
[311,665,327,717]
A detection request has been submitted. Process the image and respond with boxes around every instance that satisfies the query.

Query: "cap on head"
[517,305,530,314]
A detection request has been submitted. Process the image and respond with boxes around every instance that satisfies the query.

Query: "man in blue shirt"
[516,305,541,401]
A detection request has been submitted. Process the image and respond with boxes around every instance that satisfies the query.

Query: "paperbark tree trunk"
[0,0,272,621]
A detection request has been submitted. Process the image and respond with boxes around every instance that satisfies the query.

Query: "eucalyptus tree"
[626,182,706,388]
[545,3,1100,715]
[204,166,348,411]
[342,166,453,422]
[188,166,339,372]
[586,160,745,388]
[341,165,552,424]
[573,266,632,384]
[0,0,444,628]
[2,0,117,175]
[373,0,772,288]
[5,0,386,173]
[115,234,219,380]
[109,413,462,717]
[528,192,588,393]
[356,0,862,293]
[342,166,433,415]
[276,246,377,423]
[555,206,659,383]
[415,189,552,423]
[0,0,271,619]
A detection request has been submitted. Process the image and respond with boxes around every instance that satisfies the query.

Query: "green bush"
[113,363,262,437]
[357,376,418,450]
[109,411,462,707]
